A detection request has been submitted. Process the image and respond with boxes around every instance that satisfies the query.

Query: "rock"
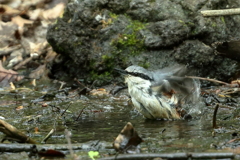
[47,0,240,86]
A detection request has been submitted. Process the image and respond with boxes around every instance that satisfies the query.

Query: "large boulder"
[47,0,240,86]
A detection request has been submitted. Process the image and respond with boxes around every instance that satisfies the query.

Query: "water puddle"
[0,82,239,159]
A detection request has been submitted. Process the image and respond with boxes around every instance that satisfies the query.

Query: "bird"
[115,65,200,119]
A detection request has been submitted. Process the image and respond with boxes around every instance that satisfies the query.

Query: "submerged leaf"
[38,149,65,158]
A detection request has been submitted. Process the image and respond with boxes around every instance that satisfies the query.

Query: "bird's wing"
[151,65,200,103]
[151,65,187,82]
[152,77,200,103]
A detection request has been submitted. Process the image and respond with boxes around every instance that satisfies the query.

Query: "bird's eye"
[125,75,130,78]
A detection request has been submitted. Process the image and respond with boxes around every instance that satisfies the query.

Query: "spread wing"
[151,65,200,103]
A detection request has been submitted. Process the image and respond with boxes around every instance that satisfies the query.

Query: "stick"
[99,152,235,160]
[201,8,240,16]
[213,104,219,129]
[41,129,55,143]
[75,106,87,121]
[186,76,229,85]
[0,120,36,144]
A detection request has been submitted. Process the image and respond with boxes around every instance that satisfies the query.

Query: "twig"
[61,101,73,116]
[75,106,87,121]
[213,104,219,129]
[186,76,229,85]
[74,78,91,90]
[0,142,105,152]
[13,57,33,70]
[201,8,240,16]
[220,88,240,95]
[99,152,235,160]
[41,129,55,143]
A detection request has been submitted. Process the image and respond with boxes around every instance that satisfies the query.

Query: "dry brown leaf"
[40,3,65,20]
[28,8,42,20]
[11,15,33,28]
[231,80,240,85]
[89,88,109,96]
[113,122,143,153]
[0,5,20,15]
[16,105,24,110]
[31,79,36,87]
[45,50,57,63]
[34,127,39,134]
[9,82,15,90]
[0,60,24,87]
[30,40,48,57]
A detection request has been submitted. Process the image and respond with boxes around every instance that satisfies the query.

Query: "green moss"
[178,20,187,27]
[101,54,115,68]
[128,20,147,31]
[111,19,147,56]
[109,12,118,19]
[89,70,113,84]
[212,22,216,27]
[88,16,149,85]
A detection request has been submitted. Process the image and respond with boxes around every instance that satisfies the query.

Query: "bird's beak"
[114,68,130,84]
[114,68,128,75]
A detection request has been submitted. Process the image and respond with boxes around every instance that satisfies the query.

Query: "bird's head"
[115,65,153,86]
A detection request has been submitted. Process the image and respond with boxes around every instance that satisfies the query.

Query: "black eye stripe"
[114,67,153,81]
[126,71,153,81]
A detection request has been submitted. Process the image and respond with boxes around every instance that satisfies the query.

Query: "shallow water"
[0,83,239,159]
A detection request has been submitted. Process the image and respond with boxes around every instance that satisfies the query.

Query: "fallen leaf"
[89,88,109,96]
[0,5,20,15]
[41,3,65,20]
[38,149,65,158]
[113,122,143,153]
[16,105,24,110]
[11,15,33,28]
[31,79,36,86]
[34,127,39,134]
[42,103,48,107]
[9,82,15,90]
